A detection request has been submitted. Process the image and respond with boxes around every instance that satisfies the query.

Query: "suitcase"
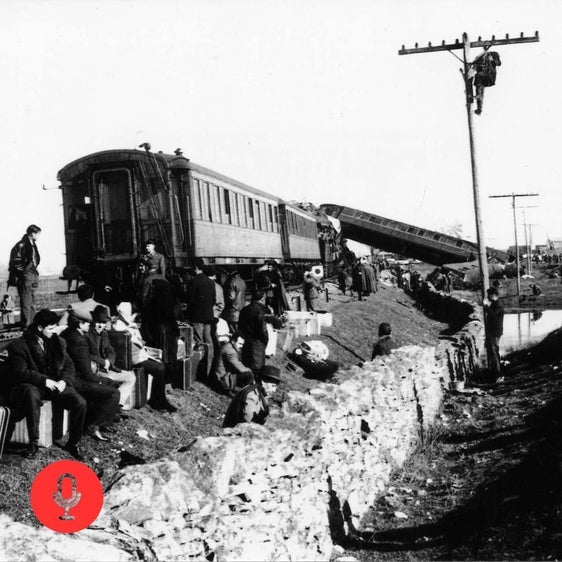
[0,406,10,459]
[11,401,68,448]
[174,348,206,390]
[178,324,194,358]
[107,330,133,370]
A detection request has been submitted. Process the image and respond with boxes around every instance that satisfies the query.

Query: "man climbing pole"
[470,48,502,115]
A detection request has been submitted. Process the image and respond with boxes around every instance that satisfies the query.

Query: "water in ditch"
[501,309,562,353]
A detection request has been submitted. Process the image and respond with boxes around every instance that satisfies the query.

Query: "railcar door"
[93,169,137,257]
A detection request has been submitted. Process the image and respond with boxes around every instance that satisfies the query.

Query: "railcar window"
[267,204,274,232]
[432,233,441,241]
[254,200,262,230]
[407,227,417,234]
[223,188,231,224]
[231,192,239,226]
[259,202,267,232]
[209,183,219,223]
[215,185,223,223]
[418,229,426,236]
[237,193,246,227]
[192,179,202,220]
[272,206,278,232]
[204,182,213,222]
[247,197,254,229]
[455,240,464,247]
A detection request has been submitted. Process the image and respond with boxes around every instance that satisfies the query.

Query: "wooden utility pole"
[518,205,538,274]
[489,193,539,296]
[399,31,539,304]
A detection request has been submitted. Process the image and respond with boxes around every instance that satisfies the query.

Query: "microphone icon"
[53,473,81,521]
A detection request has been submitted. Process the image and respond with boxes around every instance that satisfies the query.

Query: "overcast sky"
[0,0,557,273]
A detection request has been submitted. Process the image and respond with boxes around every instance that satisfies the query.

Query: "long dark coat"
[187,273,216,324]
[239,301,269,372]
[7,331,76,390]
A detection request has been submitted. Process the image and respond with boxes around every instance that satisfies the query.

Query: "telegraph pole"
[399,31,539,304]
[489,193,539,296]
[518,205,538,274]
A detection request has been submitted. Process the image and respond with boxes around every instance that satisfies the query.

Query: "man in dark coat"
[6,309,87,459]
[239,290,269,379]
[87,305,136,410]
[186,258,216,378]
[8,224,41,328]
[139,239,167,306]
[485,287,505,382]
[222,270,247,333]
[371,322,398,360]
[61,311,120,441]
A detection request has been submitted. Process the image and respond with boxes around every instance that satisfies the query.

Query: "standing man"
[484,287,505,383]
[223,269,246,333]
[139,239,167,306]
[239,290,269,380]
[186,258,216,379]
[8,224,42,328]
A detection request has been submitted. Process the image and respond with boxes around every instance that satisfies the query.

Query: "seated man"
[5,309,87,459]
[57,283,109,330]
[213,320,254,395]
[371,322,398,360]
[113,302,177,413]
[61,310,121,441]
[86,305,136,410]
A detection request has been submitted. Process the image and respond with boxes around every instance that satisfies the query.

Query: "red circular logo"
[30,460,104,533]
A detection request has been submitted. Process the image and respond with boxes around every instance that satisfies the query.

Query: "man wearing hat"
[61,310,121,441]
[87,305,136,410]
[186,258,216,378]
[5,309,87,459]
[212,319,254,395]
[485,287,505,382]
[139,240,167,306]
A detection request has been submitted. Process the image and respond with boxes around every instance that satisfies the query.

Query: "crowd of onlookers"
[0,227,422,461]
[0,237,315,460]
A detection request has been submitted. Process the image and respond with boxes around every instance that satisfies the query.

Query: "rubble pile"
[89,345,445,561]
[1,290,484,561]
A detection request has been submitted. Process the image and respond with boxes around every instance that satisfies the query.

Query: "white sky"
[0,0,558,273]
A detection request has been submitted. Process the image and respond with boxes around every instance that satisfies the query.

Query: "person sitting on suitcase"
[212,319,254,396]
[87,305,136,411]
[61,310,121,441]
[113,302,177,413]
[6,309,87,459]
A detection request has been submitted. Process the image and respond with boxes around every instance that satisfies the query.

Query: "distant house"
[535,244,548,255]
[507,244,531,256]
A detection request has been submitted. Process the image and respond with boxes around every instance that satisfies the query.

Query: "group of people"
[2,229,287,458]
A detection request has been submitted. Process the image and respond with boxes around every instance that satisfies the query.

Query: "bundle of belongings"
[289,340,339,380]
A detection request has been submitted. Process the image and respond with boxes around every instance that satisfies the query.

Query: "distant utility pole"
[518,205,538,274]
[399,31,539,304]
[489,193,539,296]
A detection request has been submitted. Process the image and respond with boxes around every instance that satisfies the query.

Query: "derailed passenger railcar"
[58,146,323,296]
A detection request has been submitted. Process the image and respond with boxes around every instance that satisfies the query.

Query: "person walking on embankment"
[484,287,505,383]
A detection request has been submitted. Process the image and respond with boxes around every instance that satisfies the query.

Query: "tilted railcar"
[321,203,512,266]
[58,146,323,295]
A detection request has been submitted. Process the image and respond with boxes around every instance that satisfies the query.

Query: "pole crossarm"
[489,193,539,199]
[398,31,539,55]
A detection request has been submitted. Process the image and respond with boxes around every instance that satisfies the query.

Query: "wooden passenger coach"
[58,147,323,296]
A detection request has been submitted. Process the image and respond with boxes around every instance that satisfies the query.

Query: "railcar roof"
[57,148,283,203]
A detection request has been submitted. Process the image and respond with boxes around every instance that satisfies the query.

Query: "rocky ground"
[0,279,448,528]
[2,269,562,561]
